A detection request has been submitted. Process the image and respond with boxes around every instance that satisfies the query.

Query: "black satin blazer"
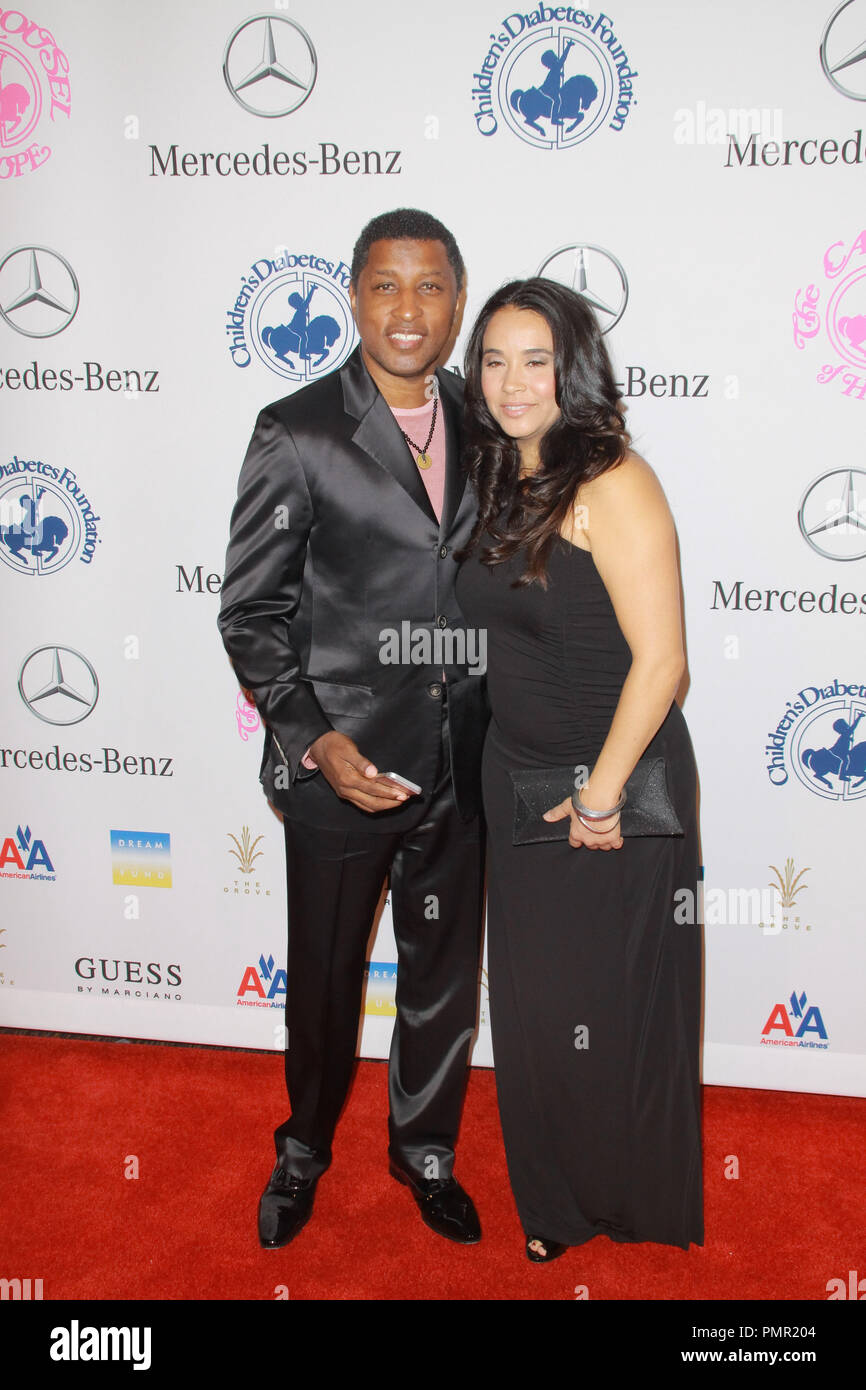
[218,346,488,830]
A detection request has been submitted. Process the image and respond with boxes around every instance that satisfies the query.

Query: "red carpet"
[1,1033,862,1301]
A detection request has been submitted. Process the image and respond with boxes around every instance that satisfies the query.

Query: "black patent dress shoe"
[258,1164,317,1249]
[525,1235,568,1263]
[389,1163,481,1244]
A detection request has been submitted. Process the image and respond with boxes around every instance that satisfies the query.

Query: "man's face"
[349,238,459,404]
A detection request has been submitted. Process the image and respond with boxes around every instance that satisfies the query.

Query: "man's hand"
[308,731,411,813]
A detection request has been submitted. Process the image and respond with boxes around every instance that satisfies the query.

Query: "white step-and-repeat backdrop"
[2,0,864,1095]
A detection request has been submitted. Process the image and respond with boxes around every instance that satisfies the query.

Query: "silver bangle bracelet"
[576,811,622,833]
[571,788,627,819]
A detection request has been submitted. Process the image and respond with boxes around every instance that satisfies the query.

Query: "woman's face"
[480,307,560,458]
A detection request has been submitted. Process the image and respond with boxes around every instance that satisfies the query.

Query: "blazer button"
[437,614,447,628]
[439,545,448,558]
[427,682,443,698]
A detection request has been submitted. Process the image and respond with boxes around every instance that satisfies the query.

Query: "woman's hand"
[543,796,624,850]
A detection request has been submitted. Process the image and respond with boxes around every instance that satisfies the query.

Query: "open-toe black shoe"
[525,1235,568,1263]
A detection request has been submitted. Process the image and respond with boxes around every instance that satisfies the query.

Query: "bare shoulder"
[577,451,673,532]
[580,451,664,501]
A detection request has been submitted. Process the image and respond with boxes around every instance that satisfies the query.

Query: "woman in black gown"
[455,279,703,1261]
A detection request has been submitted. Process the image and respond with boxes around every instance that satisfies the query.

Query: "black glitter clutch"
[510,756,683,844]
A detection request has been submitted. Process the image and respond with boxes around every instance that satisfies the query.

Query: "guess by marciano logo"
[0,9,70,180]
[472,7,637,148]
[793,230,866,400]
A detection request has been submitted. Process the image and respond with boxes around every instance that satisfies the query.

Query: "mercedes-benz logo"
[798,468,866,560]
[820,1,866,100]
[223,15,317,118]
[18,646,99,725]
[537,244,629,333]
[0,246,80,338]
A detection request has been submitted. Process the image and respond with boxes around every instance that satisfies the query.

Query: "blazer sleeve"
[218,408,332,781]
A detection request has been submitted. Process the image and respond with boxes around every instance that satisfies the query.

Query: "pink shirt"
[389,396,446,522]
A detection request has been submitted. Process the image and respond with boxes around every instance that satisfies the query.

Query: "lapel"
[340,346,438,526]
[436,365,467,540]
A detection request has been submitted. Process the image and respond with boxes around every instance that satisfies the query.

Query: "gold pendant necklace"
[399,395,438,471]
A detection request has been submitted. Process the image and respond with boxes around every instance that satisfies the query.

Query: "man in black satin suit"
[218,209,488,1249]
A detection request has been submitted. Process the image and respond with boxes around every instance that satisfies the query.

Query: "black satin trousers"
[274,697,485,1182]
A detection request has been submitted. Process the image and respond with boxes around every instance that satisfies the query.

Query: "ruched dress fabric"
[456,534,704,1249]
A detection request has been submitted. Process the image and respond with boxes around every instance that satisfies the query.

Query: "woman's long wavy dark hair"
[460,277,630,586]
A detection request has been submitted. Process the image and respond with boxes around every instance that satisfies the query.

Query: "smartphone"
[381,771,422,795]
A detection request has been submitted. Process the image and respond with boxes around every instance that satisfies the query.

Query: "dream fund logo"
[472,8,637,149]
[766,679,866,800]
[364,961,397,1017]
[110,831,172,889]
[225,246,356,382]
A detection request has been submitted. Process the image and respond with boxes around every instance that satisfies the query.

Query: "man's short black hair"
[351,208,465,292]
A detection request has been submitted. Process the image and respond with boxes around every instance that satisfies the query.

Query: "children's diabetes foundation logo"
[0,458,101,575]
[765,680,866,800]
[471,7,637,149]
[225,247,356,382]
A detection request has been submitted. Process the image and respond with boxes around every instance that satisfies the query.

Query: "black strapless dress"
[456,534,703,1249]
